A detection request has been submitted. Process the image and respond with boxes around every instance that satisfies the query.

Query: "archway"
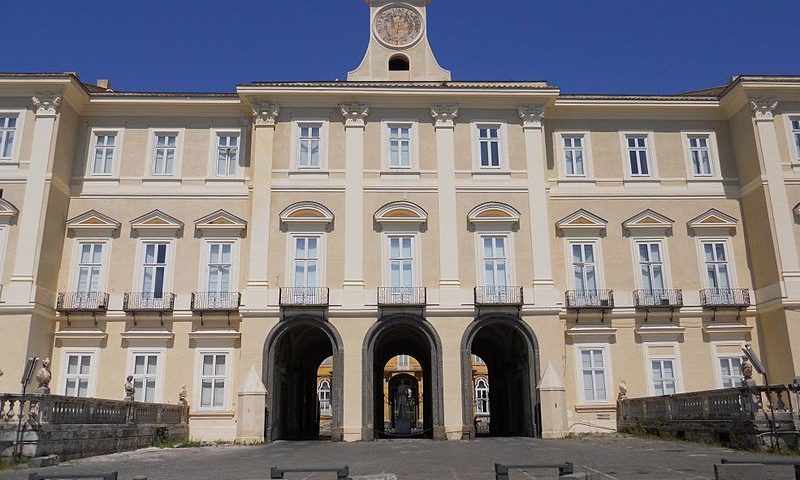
[362,314,445,440]
[461,315,540,438]
[264,316,344,441]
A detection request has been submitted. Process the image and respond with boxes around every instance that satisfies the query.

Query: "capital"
[31,93,62,116]
[750,97,778,121]
[251,103,280,127]
[339,103,369,127]
[431,104,458,128]
[519,105,545,129]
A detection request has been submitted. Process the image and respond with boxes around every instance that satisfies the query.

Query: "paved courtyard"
[1,435,798,480]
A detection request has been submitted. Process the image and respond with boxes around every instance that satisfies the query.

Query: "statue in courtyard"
[124,375,135,401]
[394,380,413,435]
[34,358,51,394]
[179,385,188,406]
[617,380,628,403]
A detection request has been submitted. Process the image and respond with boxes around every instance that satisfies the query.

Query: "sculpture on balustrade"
[740,357,757,388]
[34,358,51,394]
[617,380,628,403]
[124,375,135,401]
[178,385,188,407]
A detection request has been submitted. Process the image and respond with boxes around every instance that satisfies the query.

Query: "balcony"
[377,287,427,307]
[123,292,176,313]
[279,287,330,308]
[190,291,241,313]
[565,289,614,310]
[56,292,109,313]
[700,288,751,308]
[633,289,683,309]
[474,286,524,306]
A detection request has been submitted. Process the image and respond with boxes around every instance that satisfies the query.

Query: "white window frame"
[559,132,591,178]
[387,123,413,169]
[620,131,658,179]
[69,239,111,293]
[476,233,515,288]
[318,379,332,416]
[133,239,175,296]
[681,131,721,179]
[290,235,322,288]
[475,377,490,414]
[575,344,612,404]
[384,234,419,289]
[471,121,509,171]
[202,240,237,293]
[643,342,682,396]
[290,119,329,171]
[566,239,604,291]
[285,233,326,288]
[145,128,184,177]
[208,129,243,179]
[126,350,165,403]
[711,342,746,389]
[195,348,233,411]
[86,128,123,177]
[631,239,671,291]
[0,225,9,282]
[397,354,410,370]
[696,238,737,290]
[61,349,99,398]
[380,118,419,172]
[0,110,25,164]
[785,116,800,161]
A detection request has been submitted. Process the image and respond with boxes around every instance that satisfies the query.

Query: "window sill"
[574,403,616,413]
[189,410,235,419]
[288,170,329,179]
[380,169,420,177]
[471,170,511,179]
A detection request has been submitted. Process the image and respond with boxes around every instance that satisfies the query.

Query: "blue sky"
[3,0,799,94]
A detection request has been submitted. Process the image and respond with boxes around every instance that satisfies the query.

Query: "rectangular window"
[0,115,17,159]
[215,133,239,177]
[580,349,608,402]
[651,359,676,396]
[626,135,650,176]
[638,242,665,291]
[199,353,227,409]
[152,133,177,175]
[482,236,508,287]
[478,126,501,168]
[718,356,742,388]
[298,124,321,168]
[571,243,597,292]
[388,124,411,168]
[76,243,103,293]
[688,135,713,176]
[91,133,116,175]
[563,135,585,176]
[703,241,731,289]
[397,354,410,370]
[131,354,158,403]
[207,243,232,293]
[293,237,319,288]
[389,236,414,288]
[142,243,168,298]
[64,354,92,397]
[792,119,800,158]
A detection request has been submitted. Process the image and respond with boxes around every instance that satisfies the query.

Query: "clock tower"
[348,0,451,81]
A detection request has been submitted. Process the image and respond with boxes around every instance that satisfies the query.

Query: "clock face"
[374,5,423,48]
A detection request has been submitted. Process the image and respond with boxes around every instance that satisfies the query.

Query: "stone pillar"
[431,105,461,306]
[236,366,268,443]
[244,103,280,309]
[519,106,558,306]
[537,362,568,438]
[6,93,61,305]
[340,104,369,307]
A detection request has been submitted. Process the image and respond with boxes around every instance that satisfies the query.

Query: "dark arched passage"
[263,316,344,441]
[461,314,540,438]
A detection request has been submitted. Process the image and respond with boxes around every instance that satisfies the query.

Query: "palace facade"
[1,0,800,442]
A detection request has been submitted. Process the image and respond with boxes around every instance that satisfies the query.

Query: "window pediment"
[623,209,674,234]
[374,201,427,231]
[66,209,121,237]
[194,209,247,237]
[467,202,520,230]
[556,209,607,236]
[130,210,183,237]
[279,201,334,231]
[0,198,19,223]
[687,209,737,235]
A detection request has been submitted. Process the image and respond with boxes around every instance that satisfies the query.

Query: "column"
[6,93,61,305]
[243,103,280,308]
[431,105,461,306]
[340,103,369,307]
[519,105,559,305]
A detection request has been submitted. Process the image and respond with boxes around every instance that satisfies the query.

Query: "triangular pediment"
[623,209,674,232]
[194,210,247,237]
[130,210,183,235]
[687,209,738,233]
[0,198,19,221]
[556,209,607,233]
[66,210,121,234]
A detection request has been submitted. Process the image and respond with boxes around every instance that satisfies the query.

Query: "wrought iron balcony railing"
[56,292,109,313]
[377,287,427,306]
[123,292,176,313]
[190,291,241,312]
[474,286,524,306]
[633,289,683,309]
[279,287,330,307]
[565,289,614,310]
[700,288,750,308]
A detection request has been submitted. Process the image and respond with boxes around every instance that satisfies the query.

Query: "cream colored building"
[1,0,799,443]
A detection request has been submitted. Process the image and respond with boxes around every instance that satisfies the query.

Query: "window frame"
[198,238,239,293]
[643,342,682,396]
[471,121,509,172]
[0,110,25,164]
[476,233,515,288]
[133,239,175,297]
[379,118,419,172]
[126,349,165,403]
[782,115,800,162]
[145,128,184,178]
[385,234,418,288]
[620,131,658,179]
[631,239,671,292]
[566,239,605,291]
[208,128,244,179]
[195,348,233,411]
[286,233,325,289]
[697,238,737,290]
[318,379,332,416]
[474,377,490,414]
[290,119,329,172]
[558,132,592,178]
[61,349,99,398]
[681,131,722,180]
[397,354,410,370]
[85,128,124,178]
[70,239,111,293]
[575,344,612,404]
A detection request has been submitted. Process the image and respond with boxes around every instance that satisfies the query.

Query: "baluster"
[776,389,787,410]
[0,398,9,423]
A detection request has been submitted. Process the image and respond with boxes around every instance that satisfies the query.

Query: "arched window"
[475,378,490,414]
[389,54,410,71]
[318,379,331,416]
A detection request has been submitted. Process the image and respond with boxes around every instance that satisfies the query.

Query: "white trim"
[574,343,613,404]
[125,348,166,403]
[695,237,739,289]
[60,349,99,398]
[629,238,672,291]
[145,128,185,177]
[380,118,419,171]
[198,238,240,293]
[471,121,509,171]
[474,232,516,287]
[556,209,608,236]
[286,233,326,288]
[381,232,422,288]
[711,341,746,389]
[194,348,234,411]
[132,239,176,296]
[290,117,329,171]
[467,202,521,229]
[68,239,112,292]
[279,201,334,230]
[619,131,658,180]
[687,209,738,235]
[564,238,605,290]
[0,109,26,165]
[0,225,10,285]
[373,201,428,230]
[207,128,245,179]
[554,130,593,179]
[783,115,800,162]
[681,130,722,180]
[85,127,124,178]
[643,341,682,396]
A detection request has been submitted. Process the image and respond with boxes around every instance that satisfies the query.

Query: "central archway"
[362,314,445,440]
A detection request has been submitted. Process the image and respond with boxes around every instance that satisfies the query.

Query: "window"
[703,241,731,289]
[293,237,319,287]
[792,118,800,158]
[718,356,742,388]
[571,243,597,292]
[482,236,508,287]
[478,126,501,168]
[91,133,116,175]
[318,379,331,416]
[388,124,412,168]
[199,353,227,409]
[637,242,665,291]
[0,115,17,159]
[298,124,321,169]
[389,236,414,288]
[76,243,103,293]
[142,243,168,298]
[475,378,490,414]
[473,355,485,365]
[207,243,232,293]
[563,135,585,176]
[626,135,650,176]
[650,359,676,396]
[64,353,92,397]
[131,354,158,403]
[397,354,410,370]
[215,133,239,177]
[152,133,177,175]
[688,136,713,176]
[580,348,608,402]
